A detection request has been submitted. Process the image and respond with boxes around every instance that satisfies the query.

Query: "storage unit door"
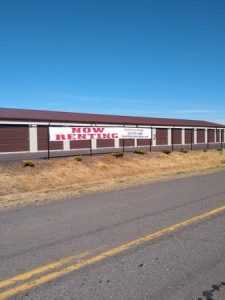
[222,130,224,143]
[0,125,29,152]
[70,140,90,149]
[156,129,168,145]
[172,129,182,144]
[216,129,220,142]
[208,129,215,143]
[37,126,63,150]
[185,129,193,144]
[119,139,135,147]
[197,129,205,143]
[137,139,151,146]
[97,139,114,148]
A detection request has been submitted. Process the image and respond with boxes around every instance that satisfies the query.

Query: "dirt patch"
[0,150,225,210]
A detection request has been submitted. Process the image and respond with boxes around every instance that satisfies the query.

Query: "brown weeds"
[0,150,224,210]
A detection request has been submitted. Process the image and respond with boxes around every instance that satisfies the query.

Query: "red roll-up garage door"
[37,126,63,150]
[137,139,151,146]
[222,130,224,143]
[208,129,215,143]
[172,129,182,144]
[119,139,135,147]
[97,139,114,148]
[197,129,205,143]
[185,129,193,144]
[216,129,220,143]
[156,129,168,145]
[0,125,29,152]
[70,140,90,149]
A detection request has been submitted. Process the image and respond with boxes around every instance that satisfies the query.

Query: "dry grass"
[0,150,225,210]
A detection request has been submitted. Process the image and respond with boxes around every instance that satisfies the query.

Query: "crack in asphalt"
[198,281,225,300]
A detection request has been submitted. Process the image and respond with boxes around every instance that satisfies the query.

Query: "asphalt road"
[0,171,225,299]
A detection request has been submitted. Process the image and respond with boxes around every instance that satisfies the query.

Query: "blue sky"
[0,0,224,123]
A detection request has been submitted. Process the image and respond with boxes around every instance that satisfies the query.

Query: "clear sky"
[0,0,224,123]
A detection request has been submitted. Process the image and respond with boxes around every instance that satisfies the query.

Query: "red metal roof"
[0,107,224,128]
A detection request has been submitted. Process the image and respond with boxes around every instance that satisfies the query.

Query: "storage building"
[0,107,224,160]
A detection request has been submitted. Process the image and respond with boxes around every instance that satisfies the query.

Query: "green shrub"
[23,160,35,167]
[220,159,225,165]
[74,156,82,162]
[133,149,145,155]
[112,152,124,158]
[163,150,171,155]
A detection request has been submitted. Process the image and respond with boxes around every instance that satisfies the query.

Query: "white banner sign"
[49,127,151,141]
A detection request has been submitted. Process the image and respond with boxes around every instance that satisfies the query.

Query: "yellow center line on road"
[0,252,89,290]
[0,204,225,300]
